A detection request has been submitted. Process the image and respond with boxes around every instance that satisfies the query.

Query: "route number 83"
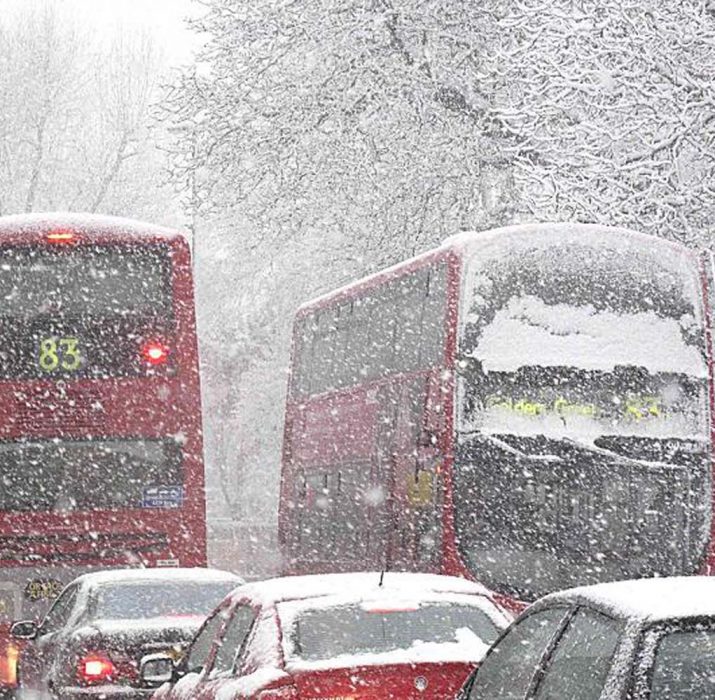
[38,336,82,372]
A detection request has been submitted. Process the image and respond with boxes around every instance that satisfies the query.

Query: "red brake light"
[78,653,116,684]
[142,340,170,366]
[46,229,75,243]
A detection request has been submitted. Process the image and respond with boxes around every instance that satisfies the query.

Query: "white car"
[12,568,242,699]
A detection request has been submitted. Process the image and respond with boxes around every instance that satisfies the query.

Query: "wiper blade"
[559,436,675,470]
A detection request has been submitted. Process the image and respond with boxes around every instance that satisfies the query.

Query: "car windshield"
[651,627,715,698]
[94,581,235,620]
[286,598,502,662]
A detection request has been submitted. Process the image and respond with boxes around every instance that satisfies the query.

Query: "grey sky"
[0,0,204,65]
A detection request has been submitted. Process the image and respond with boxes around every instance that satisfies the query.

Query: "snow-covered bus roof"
[297,222,695,315]
[0,212,187,243]
[444,221,692,255]
[540,576,715,623]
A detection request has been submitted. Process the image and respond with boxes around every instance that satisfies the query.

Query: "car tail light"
[0,643,19,687]
[78,653,116,684]
[142,340,170,366]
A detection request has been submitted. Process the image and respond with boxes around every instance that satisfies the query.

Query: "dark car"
[458,576,715,700]
[144,571,511,700]
[11,568,242,699]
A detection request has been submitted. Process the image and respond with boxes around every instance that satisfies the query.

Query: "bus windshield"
[0,245,172,378]
[454,231,710,599]
[459,234,706,440]
[0,246,171,319]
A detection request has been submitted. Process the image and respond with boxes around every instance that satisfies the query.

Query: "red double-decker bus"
[0,214,206,692]
[279,223,713,607]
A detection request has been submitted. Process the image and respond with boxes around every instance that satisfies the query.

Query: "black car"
[458,576,715,699]
[11,567,241,699]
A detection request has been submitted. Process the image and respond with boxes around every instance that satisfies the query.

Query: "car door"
[464,606,571,700]
[19,582,80,694]
[629,620,715,699]
[192,600,258,699]
[157,601,231,700]
[531,608,625,700]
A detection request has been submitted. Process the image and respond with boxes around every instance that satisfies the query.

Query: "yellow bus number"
[38,337,82,373]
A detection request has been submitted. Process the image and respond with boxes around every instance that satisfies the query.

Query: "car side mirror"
[140,653,175,687]
[11,620,38,640]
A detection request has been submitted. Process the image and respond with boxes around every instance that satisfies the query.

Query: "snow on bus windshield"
[458,234,707,442]
[462,237,704,375]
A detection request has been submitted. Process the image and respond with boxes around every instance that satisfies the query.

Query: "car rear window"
[286,599,502,662]
[94,581,236,620]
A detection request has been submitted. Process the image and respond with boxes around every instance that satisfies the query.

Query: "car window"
[650,627,715,698]
[210,604,256,676]
[468,607,569,700]
[534,608,623,700]
[289,599,502,661]
[40,584,79,635]
[186,607,227,674]
[94,581,236,620]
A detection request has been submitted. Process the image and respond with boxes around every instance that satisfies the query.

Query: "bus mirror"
[456,355,484,378]
[11,620,38,640]
[140,653,175,687]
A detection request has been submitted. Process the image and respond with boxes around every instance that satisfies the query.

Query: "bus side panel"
[279,251,457,576]
[701,253,715,575]
[440,249,473,579]
[170,237,207,567]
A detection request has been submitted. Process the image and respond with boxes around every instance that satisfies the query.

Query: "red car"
[143,572,511,699]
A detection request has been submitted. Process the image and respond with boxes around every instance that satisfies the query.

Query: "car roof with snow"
[538,576,715,623]
[70,567,242,589]
[227,571,494,608]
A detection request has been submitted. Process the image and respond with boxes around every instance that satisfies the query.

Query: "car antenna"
[379,570,385,587]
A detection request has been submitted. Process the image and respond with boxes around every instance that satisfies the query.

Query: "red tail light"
[78,653,116,684]
[142,340,170,366]
[0,643,19,687]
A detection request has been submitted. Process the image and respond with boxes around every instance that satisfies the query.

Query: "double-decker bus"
[0,214,206,693]
[279,223,712,607]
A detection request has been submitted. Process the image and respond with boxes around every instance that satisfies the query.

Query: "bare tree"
[162,0,528,531]
[0,3,178,223]
[487,0,715,246]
